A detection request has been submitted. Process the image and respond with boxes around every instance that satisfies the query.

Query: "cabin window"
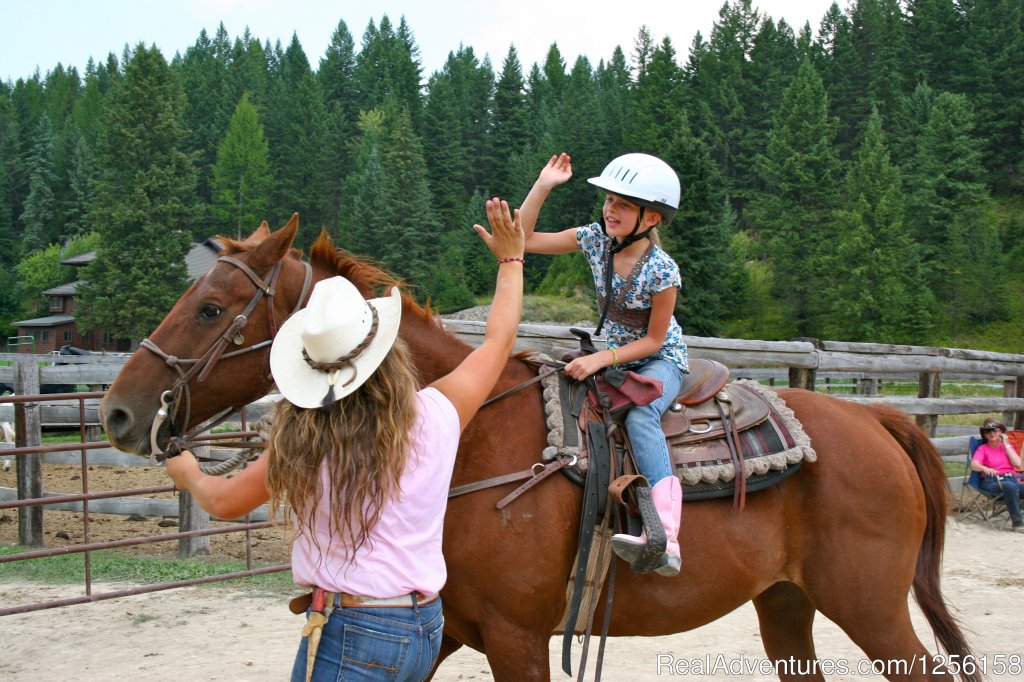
[63,331,73,342]
[49,296,63,311]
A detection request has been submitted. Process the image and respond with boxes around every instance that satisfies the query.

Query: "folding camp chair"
[956,436,1011,528]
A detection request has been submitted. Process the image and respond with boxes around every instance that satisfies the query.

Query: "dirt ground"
[0,464,288,561]
[2,465,1023,681]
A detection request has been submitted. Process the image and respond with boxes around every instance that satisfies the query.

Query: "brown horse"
[100,216,978,682]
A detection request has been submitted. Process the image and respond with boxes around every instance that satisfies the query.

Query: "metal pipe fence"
[0,390,289,617]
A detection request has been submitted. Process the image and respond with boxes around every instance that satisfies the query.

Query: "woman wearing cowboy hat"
[165,198,525,681]
[971,417,1024,531]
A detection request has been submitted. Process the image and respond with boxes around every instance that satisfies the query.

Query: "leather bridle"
[140,254,313,459]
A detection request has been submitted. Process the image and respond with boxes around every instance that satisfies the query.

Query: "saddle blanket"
[539,366,816,496]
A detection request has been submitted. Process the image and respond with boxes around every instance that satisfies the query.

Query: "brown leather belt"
[290,589,439,614]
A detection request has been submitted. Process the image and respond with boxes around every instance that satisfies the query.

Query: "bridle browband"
[141,253,314,460]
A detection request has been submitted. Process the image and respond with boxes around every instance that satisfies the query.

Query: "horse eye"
[198,304,222,321]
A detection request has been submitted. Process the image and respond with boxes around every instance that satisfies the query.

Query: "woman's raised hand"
[474,198,525,261]
[537,152,572,189]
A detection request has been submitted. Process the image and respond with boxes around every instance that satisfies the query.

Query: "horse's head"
[100,215,312,455]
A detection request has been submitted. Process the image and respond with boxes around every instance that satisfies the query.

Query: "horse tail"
[867,403,982,682]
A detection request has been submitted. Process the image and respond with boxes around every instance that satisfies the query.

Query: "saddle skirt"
[539,362,816,499]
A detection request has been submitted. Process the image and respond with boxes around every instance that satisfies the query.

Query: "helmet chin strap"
[596,208,653,335]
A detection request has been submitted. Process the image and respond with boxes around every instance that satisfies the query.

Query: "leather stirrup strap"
[562,419,608,677]
[716,396,747,509]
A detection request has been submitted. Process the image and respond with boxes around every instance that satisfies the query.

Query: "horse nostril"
[103,406,132,440]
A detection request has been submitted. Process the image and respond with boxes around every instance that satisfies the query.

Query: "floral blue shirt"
[576,223,688,373]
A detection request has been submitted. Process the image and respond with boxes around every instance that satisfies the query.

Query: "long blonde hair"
[265,339,419,561]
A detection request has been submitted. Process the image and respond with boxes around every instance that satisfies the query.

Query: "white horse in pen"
[1,420,15,471]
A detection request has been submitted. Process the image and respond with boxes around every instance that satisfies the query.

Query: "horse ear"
[247,213,299,273]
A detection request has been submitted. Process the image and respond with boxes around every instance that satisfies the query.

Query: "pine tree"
[958,0,1024,192]
[826,109,934,342]
[226,29,271,111]
[62,125,93,240]
[828,0,908,155]
[76,44,198,341]
[263,34,328,247]
[378,105,440,285]
[748,58,843,338]
[340,105,440,288]
[696,1,763,219]
[594,46,632,156]
[665,115,737,338]
[318,20,360,237]
[628,37,685,153]
[489,46,531,194]
[354,16,424,131]
[211,92,271,237]
[0,87,17,272]
[549,56,605,223]
[177,25,232,208]
[902,91,997,334]
[422,46,494,229]
[339,110,389,257]
[20,113,58,252]
[904,0,965,94]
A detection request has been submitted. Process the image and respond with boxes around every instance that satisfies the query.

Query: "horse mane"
[306,230,441,325]
[217,227,456,335]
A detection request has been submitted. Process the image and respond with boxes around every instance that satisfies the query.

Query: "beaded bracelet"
[498,257,525,264]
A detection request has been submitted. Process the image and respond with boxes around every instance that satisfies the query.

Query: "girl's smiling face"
[602,193,661,239]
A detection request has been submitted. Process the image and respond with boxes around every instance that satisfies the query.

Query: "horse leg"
[753,581,826,682]
[480,622,553,682]
[426,634,463,681]
[817,595,951,681]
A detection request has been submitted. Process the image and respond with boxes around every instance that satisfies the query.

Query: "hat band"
[301,302,380,408]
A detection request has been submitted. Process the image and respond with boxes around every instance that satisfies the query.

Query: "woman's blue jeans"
[623,358,684,485]
[979,475,1024,523]
[291,597,444,682]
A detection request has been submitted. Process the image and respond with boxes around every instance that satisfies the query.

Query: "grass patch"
[521,294,595,325]
[944,460,968,478]
[0,545,293,592]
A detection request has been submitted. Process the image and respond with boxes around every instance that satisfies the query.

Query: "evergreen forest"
[1,0,1022,350]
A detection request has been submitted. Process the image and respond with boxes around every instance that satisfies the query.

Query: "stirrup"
[613,485,666,573]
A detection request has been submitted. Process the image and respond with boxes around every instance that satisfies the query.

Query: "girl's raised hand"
[537,153,572,188]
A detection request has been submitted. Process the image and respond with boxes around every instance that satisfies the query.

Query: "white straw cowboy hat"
[270,276,402,409]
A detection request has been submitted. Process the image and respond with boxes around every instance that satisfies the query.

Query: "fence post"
[788,368,816,391]
[178,441,211,557]
[917,371,941,437]
[13,356,43,546]
[1003,378,1023,430]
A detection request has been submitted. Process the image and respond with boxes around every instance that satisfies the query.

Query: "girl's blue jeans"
[623,358,684,485]
[291,596,444,682]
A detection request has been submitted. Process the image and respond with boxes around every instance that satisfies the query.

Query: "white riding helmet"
[587,153,681,224]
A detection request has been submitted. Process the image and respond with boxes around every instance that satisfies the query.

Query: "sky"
[2,0,843,83]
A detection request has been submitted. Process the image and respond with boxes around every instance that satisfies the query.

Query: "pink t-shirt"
[290,387,461,597]
[972,442,1017,476]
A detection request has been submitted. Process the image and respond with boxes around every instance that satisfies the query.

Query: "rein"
[142,254,313,464]
[447,359,570,501]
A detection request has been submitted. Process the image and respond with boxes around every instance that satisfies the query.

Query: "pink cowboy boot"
[610,475,682,576]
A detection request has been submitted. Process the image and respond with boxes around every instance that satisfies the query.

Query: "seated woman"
[971,418,1024,531]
